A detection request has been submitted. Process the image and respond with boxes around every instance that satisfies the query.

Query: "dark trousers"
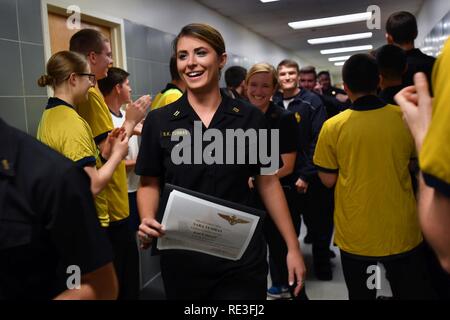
[159,219,268,301]
[300,176,334,266]
[107,218,140,300]
[128,192,140,232]
[340,245,435,300]
[265,186,301,286]
[264,186,308,300]
[160,248,268,300]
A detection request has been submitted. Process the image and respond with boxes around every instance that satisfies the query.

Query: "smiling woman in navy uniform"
[245,63,306,299]
[136,23,306,300]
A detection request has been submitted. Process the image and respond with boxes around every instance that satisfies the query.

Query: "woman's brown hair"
[173,23,225,56]
[37,51,88,88]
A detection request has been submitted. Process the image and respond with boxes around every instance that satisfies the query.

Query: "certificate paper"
[157,190,260,261]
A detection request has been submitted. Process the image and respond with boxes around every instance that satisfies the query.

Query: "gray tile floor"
[281,223,392,300]
[139,223,393,300]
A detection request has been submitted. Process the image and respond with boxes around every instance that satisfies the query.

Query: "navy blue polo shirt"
[272,89,327,183]
[136,92,272,207]
[136,92,273,281]
[0,119,112,299]
[264,102,299,186]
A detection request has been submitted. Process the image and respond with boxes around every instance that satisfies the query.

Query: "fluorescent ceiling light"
[328,55,351,62]
[289,12,372,30]
[308,32,372,45]
[334,62,345,66]
[320,45,373,55]
[260,0,279,2]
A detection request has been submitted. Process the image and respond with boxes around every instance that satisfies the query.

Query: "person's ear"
[68,73,77,87]
[115,83,121,95]
[343,82,350,95]
[218,53,227,70]
[87,51,96,65]
[378,74,384,87]
[386,33,394,44]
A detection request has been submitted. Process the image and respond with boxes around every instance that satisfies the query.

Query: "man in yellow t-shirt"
[314,54,433,299]
[151,55,184,110]
[395,37,450,275]
[70,28,150,299]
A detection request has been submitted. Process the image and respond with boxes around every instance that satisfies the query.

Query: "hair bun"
[37,74,53,87]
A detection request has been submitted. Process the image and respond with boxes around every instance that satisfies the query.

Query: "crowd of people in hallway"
[1,10,449,300]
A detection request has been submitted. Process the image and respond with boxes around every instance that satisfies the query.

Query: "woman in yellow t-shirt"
[37,51,128,205]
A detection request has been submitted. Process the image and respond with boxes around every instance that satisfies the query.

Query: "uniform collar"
[0,119,17,177]
[350,95,386,111]
[161,82,182,94]
[46,97,75,110]
[170,91,245,125]
[265,102,281,117]
[379,85,404,105]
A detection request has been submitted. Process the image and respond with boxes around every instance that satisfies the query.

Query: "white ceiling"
[195,0,424,76]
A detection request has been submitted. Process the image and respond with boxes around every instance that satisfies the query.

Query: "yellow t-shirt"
[37,98,109,227]
[420,38,450,197]
[76,87,129,223]
[151,84,183,110]
[314,98,422,256]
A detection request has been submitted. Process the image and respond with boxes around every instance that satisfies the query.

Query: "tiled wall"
[124,19,256,97]
[0,0,47,136]
[124,20,175,101]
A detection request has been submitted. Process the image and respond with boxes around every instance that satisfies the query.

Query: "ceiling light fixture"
[320,45,373,55]
[334,62,345,66]
[289,12,372,30]
[260,0,280,3]
[328,55,351,62]
[308,32,373,45]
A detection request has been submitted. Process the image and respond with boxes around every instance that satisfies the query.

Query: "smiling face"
[73,65,95,104]
[117,78,132,104]
[246,72,275,111]
[176,35,227,94]
[318,73,331,91]
[299,72,316,91]
[90,41,113,80]
[277,65,300,92]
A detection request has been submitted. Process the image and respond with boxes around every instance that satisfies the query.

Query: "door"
[47,12,112,55]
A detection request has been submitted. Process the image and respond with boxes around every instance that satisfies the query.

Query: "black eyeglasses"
[77,73,96,84]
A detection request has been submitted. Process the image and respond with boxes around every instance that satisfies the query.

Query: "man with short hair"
[314,53,434,300]
[223,65,247,99]
[300,66,348,118]
[272,60,332,281]
[70,28,150,299]
[386,11,435,87]
[317,71,348,101]
[98,67,142,233]
[375,44,407,105]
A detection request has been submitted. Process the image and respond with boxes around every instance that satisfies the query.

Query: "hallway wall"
[0,0,306,134]
[0,0,47,135]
